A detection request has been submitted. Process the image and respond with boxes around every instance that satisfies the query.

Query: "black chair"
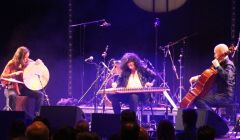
[213,102,239,125]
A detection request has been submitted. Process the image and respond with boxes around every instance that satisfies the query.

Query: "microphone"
[144,58,155,70]
[102,45,109,58]
[84,56,94,62]
[154,18,160,27]
[100,21,111,27]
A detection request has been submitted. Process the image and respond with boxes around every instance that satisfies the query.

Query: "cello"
[180,46,235,108]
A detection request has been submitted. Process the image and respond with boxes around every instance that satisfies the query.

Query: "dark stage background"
[0,0,239,108]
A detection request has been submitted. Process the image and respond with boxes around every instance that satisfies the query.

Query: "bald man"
[189,44,235,110]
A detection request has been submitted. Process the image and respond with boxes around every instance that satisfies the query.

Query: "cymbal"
[0,77,24,84]
[23,61,50,91]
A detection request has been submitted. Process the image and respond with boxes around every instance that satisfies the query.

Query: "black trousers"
[20,86,43,115]
[108,93,148,114]
[194,93,233,110]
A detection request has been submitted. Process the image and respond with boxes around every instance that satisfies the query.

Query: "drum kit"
[1,60,50,111]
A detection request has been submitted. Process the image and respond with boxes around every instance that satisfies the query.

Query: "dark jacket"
[116,67,157,88]
[215,57,235,98]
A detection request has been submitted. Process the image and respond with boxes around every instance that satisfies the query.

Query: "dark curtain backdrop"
[0,0,239,107]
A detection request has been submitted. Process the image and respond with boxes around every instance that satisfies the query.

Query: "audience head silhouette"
[157,120,175,140]
[197,125,215,140]
[121,109,137,124]
[25,121,49,140]
[121,122,140,140]
[182,108,198,129]
[75,119,89,133]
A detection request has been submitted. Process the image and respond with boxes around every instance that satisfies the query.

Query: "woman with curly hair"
[110,52,157,114]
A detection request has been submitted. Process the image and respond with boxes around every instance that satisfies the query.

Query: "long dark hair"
[12,46,30,69]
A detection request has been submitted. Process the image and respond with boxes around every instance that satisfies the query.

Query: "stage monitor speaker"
[175,109,229,136]
[40,106,85,131]
[91,113,121,138]
[0,111,32,140]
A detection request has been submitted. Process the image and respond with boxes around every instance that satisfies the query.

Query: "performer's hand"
[189,75,200,84]
[145,82,153,88]
[35,59,43,65]
[14,71,23,76]
[112,82,117,88]
[212,59,220,68]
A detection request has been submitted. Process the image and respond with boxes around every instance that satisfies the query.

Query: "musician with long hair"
[110,52,157,114]
[1,46,43,116]
[188,44,235,110]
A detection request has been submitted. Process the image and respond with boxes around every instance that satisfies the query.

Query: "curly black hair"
[120,53,144,72]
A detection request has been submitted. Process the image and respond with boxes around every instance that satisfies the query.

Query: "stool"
[213,103,239,124]
[16,96,36,117]
[3,94,13,111]
[16,96,28,111]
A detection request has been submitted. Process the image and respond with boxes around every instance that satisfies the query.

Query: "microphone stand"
[70,19,108,109]
[167,45,179,80]
[159,33,197,81]
[159,44,179,88]
[70,19,106,27]
[159,37,190,109]
[158,34,197,108]
[174,48,186,103]
[154,18,160,69]
[101,46,108,113]
[36,75,50,106]
[98,68,114,113]
[158,45,172,109]
[78,62,105,113]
